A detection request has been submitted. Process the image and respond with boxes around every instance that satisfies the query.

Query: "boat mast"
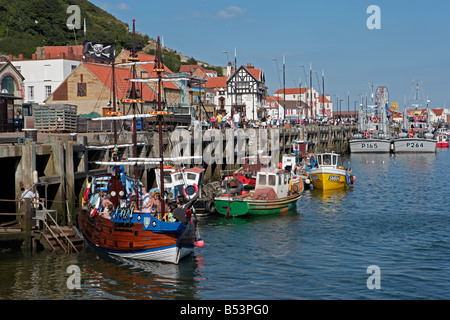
[155,36,166,218]
[130,19,139,203]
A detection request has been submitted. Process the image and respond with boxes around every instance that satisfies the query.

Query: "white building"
[12,58,80,104]
[11,46,82,104]
[273,87,332,119]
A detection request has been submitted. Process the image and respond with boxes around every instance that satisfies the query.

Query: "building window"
[77,83,87,97]
[45,85,52,99]
[1,75,15,94]
[28,86,34,101]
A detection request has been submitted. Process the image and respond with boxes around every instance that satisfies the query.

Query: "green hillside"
[0,0,149,58]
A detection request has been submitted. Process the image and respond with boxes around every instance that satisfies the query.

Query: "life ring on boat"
[364,131,370,138]
[421,115,426,121]
[414,115,420,122]
[182,183,199,199]
[409,130,415,138]
[372,116,378,123]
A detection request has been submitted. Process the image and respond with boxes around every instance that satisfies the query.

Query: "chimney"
[246,63,254,69]
[18,54,23,61]
[32,53,37,60]
[8,54,13,61]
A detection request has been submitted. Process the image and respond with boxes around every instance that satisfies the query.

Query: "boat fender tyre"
[409,130,415,138]
[205,199,216,214]
[345,174,350,185]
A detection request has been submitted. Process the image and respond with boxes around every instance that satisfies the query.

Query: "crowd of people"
[206,110,357,130]
[96,187,188,223]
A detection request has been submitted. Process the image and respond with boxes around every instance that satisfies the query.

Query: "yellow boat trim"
[309,173,348,191]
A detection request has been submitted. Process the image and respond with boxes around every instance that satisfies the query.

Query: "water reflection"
[76,249,200,300]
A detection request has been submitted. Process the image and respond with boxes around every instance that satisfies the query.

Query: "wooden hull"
[309,168,350,191]
[77,209,195,264]
[215,194,301,217]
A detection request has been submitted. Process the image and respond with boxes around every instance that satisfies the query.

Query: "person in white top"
[233,110,240,129]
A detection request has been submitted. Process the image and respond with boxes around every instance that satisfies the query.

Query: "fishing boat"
[436,133,449,148]
[349,86,392,153]
[308,153,355,191]
[154,165,219,215]
[392,82,437,153]
[215,168,304,217]
[435,128,449,148]
[77,24,203,264]
[221,155,271,189]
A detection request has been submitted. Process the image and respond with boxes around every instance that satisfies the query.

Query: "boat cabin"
[155,167,205,199]
[316,153,341,169]
[255,170,290,198]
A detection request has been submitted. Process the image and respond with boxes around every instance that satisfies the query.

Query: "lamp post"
[272,58,281,122]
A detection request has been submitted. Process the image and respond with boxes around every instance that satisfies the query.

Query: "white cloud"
[217,6,246,19]
[116,3,130,11]
[99,2,131,12]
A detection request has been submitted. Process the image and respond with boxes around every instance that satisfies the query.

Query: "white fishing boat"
[392,82,437,153]
[350,85,391,153]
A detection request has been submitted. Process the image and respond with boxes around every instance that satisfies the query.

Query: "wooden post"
[22,198,32,250]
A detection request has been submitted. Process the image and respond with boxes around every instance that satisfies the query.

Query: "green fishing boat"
[215,169,304,217]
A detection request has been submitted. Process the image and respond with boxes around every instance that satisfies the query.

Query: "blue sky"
[90,0,450,110]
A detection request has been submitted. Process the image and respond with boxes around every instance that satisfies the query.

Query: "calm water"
[1,149,449,300]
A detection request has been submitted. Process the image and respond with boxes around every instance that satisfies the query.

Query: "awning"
[0,93,23,100]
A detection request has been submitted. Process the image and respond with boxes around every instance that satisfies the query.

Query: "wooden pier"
[0,124,357,251]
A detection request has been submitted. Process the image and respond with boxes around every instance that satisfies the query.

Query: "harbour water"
[1,149,449,300]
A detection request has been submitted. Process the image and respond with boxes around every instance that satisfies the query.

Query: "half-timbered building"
[226,63,267,121]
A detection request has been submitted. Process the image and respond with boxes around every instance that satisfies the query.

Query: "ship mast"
[155,36,166,218]
[130,19,140,204]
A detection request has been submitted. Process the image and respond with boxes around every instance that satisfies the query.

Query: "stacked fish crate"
[33,104,77,132]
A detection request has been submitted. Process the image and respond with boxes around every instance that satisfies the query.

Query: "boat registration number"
[328,176,341,181]
[406,142,424,148]
[361,143,378,149]
[310,175,319,181]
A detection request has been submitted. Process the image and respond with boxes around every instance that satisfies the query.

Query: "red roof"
[243,66,261,80]
[318,96,332,103]
[274,88,309,95]
[43,45,83,59]
[205,77,227,88]
[432,108,443,116]
[84,62,159,101]
[122,50,156,62]
[179,65,203,73]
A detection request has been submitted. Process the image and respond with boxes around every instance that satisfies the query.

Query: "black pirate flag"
[83,40,116,63]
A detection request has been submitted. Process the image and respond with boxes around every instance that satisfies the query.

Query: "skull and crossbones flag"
[83,40,116,63]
